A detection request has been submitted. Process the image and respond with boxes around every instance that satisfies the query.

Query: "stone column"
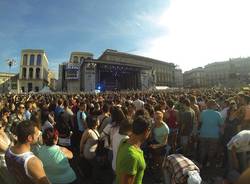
[84,63,96,92]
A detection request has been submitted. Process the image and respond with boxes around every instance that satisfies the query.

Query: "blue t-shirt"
[200,109,223,138]
[77,111,86,132]
[25,110,31,120]
[55,106,64,118]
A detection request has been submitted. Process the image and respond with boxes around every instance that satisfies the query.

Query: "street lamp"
[6,58,16,92]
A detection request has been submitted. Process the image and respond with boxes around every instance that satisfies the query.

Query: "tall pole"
[6,59,16,93]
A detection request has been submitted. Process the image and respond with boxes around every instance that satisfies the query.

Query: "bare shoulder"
[28,156,42,167]
[59,146,73,159]
[27,156,45,177]
[82,129,91,137]
[59,146,70,153]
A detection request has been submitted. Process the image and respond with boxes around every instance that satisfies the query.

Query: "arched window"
[80,57,84,62]
[22,68,27,78]
[37,54,42,65]
[73,56,78,63]
[23,54,27,65]
[30,54,35,65]
[36,68,40,79]
[29,68,33,79]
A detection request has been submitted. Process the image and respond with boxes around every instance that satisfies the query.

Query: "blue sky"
[1,0,250,76]
[0,0,169,75]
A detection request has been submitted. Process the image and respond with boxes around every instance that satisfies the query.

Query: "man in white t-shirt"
[133,94,144,111]
[227,130,250,174]
[220,100,230,122]
[111,119,132,171]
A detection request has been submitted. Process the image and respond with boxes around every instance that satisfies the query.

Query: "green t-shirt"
[116,140,146,184]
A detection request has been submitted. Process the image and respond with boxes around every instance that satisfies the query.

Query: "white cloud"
[136,0,250,71]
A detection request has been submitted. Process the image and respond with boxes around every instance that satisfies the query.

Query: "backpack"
[91,129,110,169]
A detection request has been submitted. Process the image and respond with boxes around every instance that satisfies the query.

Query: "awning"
[155,86,169,90]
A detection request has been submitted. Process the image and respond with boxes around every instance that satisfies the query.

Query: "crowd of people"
[0,88,250,184]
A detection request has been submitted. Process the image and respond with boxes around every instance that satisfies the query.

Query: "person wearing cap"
[227,130,250,174]
[162,154,202,184]
[199,99,223,168]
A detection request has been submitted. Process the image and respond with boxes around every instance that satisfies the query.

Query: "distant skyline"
[1,0,250,76]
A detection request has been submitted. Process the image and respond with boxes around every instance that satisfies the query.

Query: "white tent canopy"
[155,86,169,90]
[39,86,52,93]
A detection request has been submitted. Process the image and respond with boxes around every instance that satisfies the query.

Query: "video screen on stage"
[65,63,80,79]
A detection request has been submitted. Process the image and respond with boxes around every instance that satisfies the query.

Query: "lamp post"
[6,58,16,92]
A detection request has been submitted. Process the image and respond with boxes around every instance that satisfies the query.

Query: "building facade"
[48,70,57,91]
[204,57,250,88]
[174,68,183,88]
[183,67,205,88]
[0,73,18,93]
[58,49,177,92]
[18,49,49,93]
[183,57,250,88]
[65,52,94,92]
[204,62,230,87]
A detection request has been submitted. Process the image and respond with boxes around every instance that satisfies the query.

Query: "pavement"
[70,153,226,184]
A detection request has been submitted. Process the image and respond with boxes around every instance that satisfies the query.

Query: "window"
[37,54,42,65]
[35,86,39,92]
[22,68,27,78]
[36,68,40,79]
[73,56,78,63]
[21,87,25,92]
[80,57,85,62]
[30,54,35,65]
[29,68,33,79]
[23,54,28,65]
[28,83,32,92]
